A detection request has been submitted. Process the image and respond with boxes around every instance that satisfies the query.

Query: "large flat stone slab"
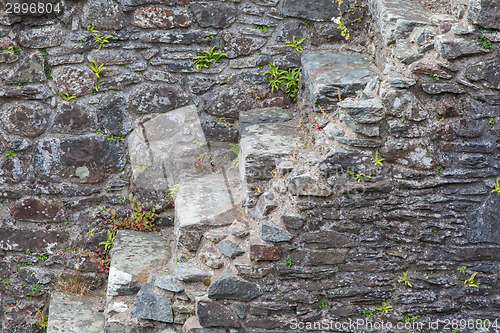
[128,104,208,210]
[368,0,430,45]
[107,230,170,296]
[47,293,104,333]
[301,51,379,112]
[174,173,235,251]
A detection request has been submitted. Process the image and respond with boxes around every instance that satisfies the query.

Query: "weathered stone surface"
[239,108,293,132]
[81,0,128,30]
[434,35,488,59]
[368,0,430,44]
[421,83,465,95]
[218,239,244,258]
[467,0,500,30]
[123,0,175,5]
[381,137,435,169]
[47,293,104,333]
[175,173,235,251]
[94,93,132,136]
[338,98,384,124]
[249,243,281,261]
[259,220,293,242]
[302,51,379,111]
[18,24,65,48]
[393,40,423,64]
[465,57,500,90]
[87,50,137,65]
[288,172,332,197]
[190,3,237,28]
[199,84,251,118]
[467,194,500,243]
[182,317,229,333]
[229,220,249,238]
[334,137,380,148]
[199,247,224,269]
[18,266,56,284]
[132,7,191,29]
[222,32,266,58]
[388,74,417,88]
[306,249,348,265]
[52,66,96,97]
[53,102,97,134]
[301,231,354,249]
[7,52,46,83]
[341,113,380,137]
[130,283,173,323]
[280,206,305,229]
[282,0,338,21]
[10,197,65,222]
[174,262,211,282]
[0,101,50,138]
[34,136,125,183]
[198,301,240,328]
[155,274,183,293]
[129,83,189,114]
[107,231,170,296]
[381,89,427,121]
[0,228,68,252]
[136,30,210,44]
[208,269,262,301]
[249,192,276,219]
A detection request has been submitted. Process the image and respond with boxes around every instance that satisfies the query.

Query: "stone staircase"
[46,47,388,331]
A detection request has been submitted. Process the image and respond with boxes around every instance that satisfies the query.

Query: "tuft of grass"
[263,62,301,101]
[59,91,76,101]
[285,35,305,51]
[55,270,92,296]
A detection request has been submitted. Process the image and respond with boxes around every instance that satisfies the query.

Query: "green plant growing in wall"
[454,272,481,287]
[375,301,393,314]
[99,229,116,252]
[347,170,371,182]
[489,117,496,125]
[332,0,350,41]
[285,257,294,267]
[58,91,76,101]
[397,271,413,288]
[478,29,493,50]
[6,150,17,159]
[457,266,467,273]
[317,300,327,309]
[92,80,103,94]
[227,143,239,171]
[263,62,302,101]
[363,310,374,318]
[87,60,106,78]
[303,20,314,28]
[87,24,113,50]
[371,150,385,166]
[429,73,440,81]
[402,314,420,322]
[286,36,305,51]
[492,177,500,194]
[192,46,227,70]
[2,46,21,54]
[254,25,268,32]
[44,63,52,79]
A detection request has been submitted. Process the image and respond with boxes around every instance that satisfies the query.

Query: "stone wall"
[0,0,499,331]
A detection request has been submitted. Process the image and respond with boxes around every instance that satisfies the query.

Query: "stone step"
[368,0,431,45]
[47,292,105,333]
[301,50,379,112]
[105,230,171,329]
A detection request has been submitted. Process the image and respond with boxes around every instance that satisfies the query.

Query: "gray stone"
[239,108,294,132]
[381,137,435,169]
[0,228,68,252]
[218,239,244,259]
[229,221,249,238]
[259,220,293,242]
[123,0,175,6]
[302,51,379,111]
[47,293,104,333]
[48,54,85,67]
[52,66,96,97]
[334,137,380,148]
[190,3,237,28]
[129,83,189,114]
[107,231,170,296]
[301,231,354,249]
[18,266,56,284]
[434,35,489,59]
[250,192,277,219]
[52,102,96,134]
[368,0,430,44]
[388,74,417,88]
[282,0,338,21]
[381,89,427,121]
[7,52,46,83]
[280,206,305,229]
[174,262,211,282]
[1,101,50,138]
[392,40,422,64]
[421,83,465,95]
[87,50,137,65]
[465,57,500,90]
[136,30,210,44]
[155,274,183,293]
[338,98,384,124]
[208,269,262,301]
[175,173,236,251]
[323,123,345,139]
[198,301,240,328]
[81,0,128,30]
[130,283,173,323]
[199,83,251,119]
[132,7,192,29]
[18,24,65,48]
[94,93,132,136]
[288,172,332,197]
[222,33,266,59]
[199,247,224,269]
[340,113,380,137]
[467,194,500,243]
[467,0,500,30]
